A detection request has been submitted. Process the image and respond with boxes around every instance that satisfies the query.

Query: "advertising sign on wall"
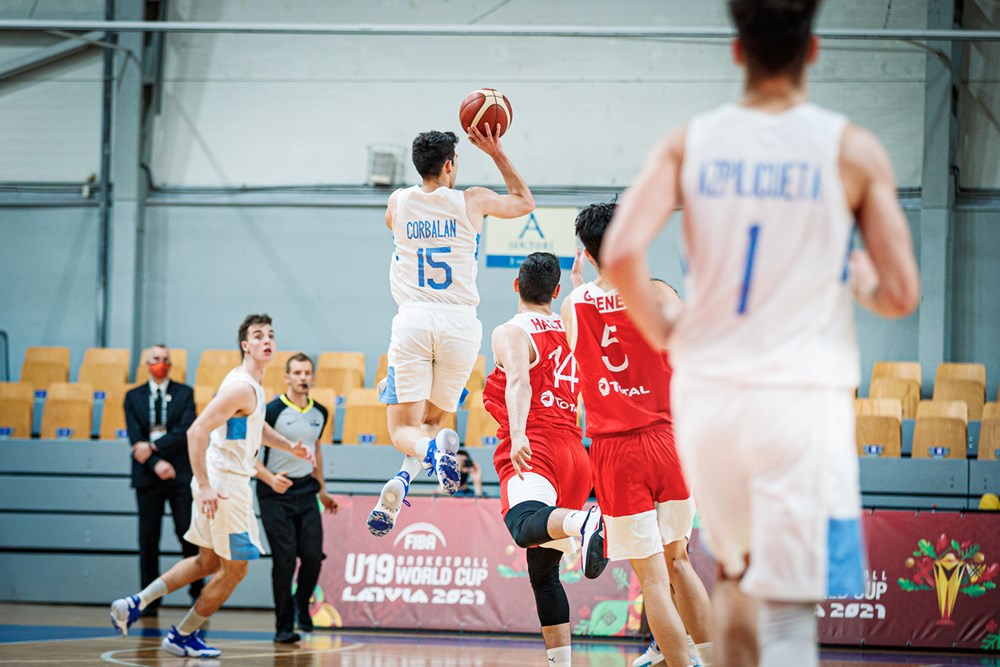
[484,208,579,270]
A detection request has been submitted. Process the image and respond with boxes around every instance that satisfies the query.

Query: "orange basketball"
[459,88,513,138]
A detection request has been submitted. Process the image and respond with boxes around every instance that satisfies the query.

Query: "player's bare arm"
[384,188,401,230]
[261,422,316,467]
[492,323,535,479]
[602,125,687,350]
[840,124,920,319]
[559,294,577,351]
[464,123,535,222]
[254,459,292,495]
[186,381,256,518]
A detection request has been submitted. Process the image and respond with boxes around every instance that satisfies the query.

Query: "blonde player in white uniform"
[368,125,535,537]
[111,314,315,658]
[601,2,920,666]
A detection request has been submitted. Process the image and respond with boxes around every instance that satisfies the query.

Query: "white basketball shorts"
[671,372,866,602]
[185,469,264,561]
[380,303,482,412]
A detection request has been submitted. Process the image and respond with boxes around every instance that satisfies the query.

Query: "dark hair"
[286,352,314,373]
[238,313,273,359]
[651,278,680,296]
[412,131,459,179]
[575,201,616,269]
[517,252,562,305]
[728,0,820,80]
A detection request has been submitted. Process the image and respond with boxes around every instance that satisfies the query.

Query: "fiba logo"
[540,390,555,407]
[393,522,447,551]
[598,377,611,397]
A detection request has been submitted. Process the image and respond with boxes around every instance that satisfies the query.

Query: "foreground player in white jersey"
[111,314,315,657]
[369,126,535,536]
[602,1,920,666]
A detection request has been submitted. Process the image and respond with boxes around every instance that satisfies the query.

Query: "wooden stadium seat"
[99,384,130,440]
[979,402,1000,461]
[20,347,71,392]
[341,388,391,445]
[868,361,921,419]
[82,347,130,370]
[912,400,968,460]
[134,347,188,384]
[40,382,93,440]
[24,346,70,365]
[0,382,34,438]
[78,363,129,394]
[854,398,902,457]
[933,363,987,420]
[466,355,487,393]
[194,385,215,415]
[309,387,337,445]
[316,352,367,398]
[262,351,298,398]
[464,391,500,447]
[375,353,389,387]
[195,349,241,391]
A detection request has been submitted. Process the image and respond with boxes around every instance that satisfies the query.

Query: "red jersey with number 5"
[570,282,672,437]
[483,312,582,441]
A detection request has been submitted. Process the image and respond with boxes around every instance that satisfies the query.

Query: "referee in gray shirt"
[255,352,338,643]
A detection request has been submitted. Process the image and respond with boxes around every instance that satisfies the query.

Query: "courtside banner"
[484,207,578,270]
[816,510,1000,650]
[311,495,643,636]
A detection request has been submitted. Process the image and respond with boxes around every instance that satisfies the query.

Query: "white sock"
[546,645,571,665]
[414,437,431,463]
[177,607,209,635]
[695,641,713,666]
[137,578,168,610]
[398,455,422,481]
[562,509,589,537]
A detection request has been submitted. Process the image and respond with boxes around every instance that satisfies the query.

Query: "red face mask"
[149,361,170,381]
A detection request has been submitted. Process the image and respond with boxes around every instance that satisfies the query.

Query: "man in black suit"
[125,344,202,614]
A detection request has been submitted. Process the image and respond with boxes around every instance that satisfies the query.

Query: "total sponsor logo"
[597,377,651,398]
[539,390,577,412]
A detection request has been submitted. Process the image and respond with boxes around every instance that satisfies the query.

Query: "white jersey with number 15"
[389,185,481,308]
[674,102,859,389]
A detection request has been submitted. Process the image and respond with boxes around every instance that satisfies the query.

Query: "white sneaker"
[430,428,461,494]
[632,639,664,667]
[366,474,409,537]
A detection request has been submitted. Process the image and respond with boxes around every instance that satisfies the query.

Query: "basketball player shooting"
[601,1,920,665]
[368,120,535,537]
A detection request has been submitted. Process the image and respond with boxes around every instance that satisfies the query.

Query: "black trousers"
[135,479,204,607]
[257,475,325,634]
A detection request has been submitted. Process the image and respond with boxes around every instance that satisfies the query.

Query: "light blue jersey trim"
[228,532,261,560]
[379,366,399,405]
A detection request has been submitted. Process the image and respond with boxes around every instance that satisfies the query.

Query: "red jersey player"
[483,252,607,667]
[563,203,713,667]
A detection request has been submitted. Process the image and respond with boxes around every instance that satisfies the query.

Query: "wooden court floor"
[0,603,993,667]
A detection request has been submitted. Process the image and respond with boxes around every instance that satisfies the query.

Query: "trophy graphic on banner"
[899,533,998,626]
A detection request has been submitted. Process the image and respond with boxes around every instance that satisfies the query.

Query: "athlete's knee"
[663,539,693,575]
[220,559,249,582]
[504,501,555,549]
[195,548,221,575]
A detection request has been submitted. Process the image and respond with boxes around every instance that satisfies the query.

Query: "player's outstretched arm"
[465,123,535,221]
[841,125,920,319]
[186,382,255,517]
[492,324,534,479]
[603,126,687,350]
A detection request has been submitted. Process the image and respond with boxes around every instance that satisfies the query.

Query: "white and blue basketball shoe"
[426,428,461,494]
[109,595,141,636]
[367,472,411,537]
[162,626,221,658]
